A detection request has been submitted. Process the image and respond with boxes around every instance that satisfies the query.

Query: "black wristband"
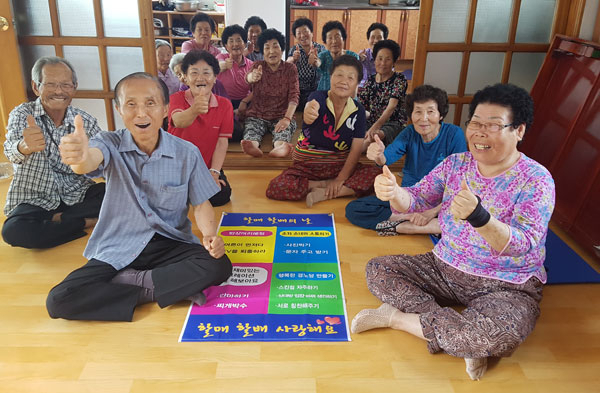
[465,195,491,228]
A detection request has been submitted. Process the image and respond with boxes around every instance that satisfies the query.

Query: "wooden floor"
[1,170,600,393]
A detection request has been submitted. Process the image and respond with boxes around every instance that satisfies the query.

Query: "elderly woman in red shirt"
[168,50,234,206]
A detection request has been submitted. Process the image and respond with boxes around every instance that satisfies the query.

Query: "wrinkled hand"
[365,128,385,144]
[374,165,399,202]
[366,134,386,164]
[325,177,345,199]
[450,179,479,220]
[21,115,45,154]
[292,45,301,62]
[359,49,367,62]
[59,115,88,165]
[247,65,262,83]
[203,235,225,259]
[221,57,233,71]
[211,171,226,189]
[408,211,434,226]
[246,40,254,55]
[274,117,291,133]
[304,99,320,124]
[308,43,318,66]
[192,86,211,115]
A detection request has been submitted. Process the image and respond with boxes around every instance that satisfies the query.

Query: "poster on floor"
[179,212,350,342]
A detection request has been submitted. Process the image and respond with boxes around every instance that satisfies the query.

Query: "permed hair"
[322,20,346,43]
[292,17,314,36]
[406,84,449,122]
[468,83,534,132]
[31,56,78,87]
[367,22,389,40]
[181,50,220,76]
[190,12,216,34]
[114,72,169,106]
[331,54,363,83]
[373,39,401,63]
[221,24,248,45]
[257,28,285,55]
[244,16,267,32]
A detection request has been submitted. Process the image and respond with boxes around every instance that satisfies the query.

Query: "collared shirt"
[246,60,299,121]
[181,40,221,57]
[84,129,219,269]
[3,98,100,215]
[168,91,233,168]
[158,67,181,95]
[294,90,365,163]
[247,51,263,62]
[215,53,253,100]
[287,42,326,92]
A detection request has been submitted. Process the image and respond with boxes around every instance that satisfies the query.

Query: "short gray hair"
[31,56,78,87]
[169,53,186,73]
[155,39,171,50]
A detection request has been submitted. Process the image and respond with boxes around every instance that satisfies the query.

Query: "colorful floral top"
[401,152,555,284]
[358,72,408,128]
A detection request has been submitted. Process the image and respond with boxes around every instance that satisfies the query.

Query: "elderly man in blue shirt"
[46,72,232,322]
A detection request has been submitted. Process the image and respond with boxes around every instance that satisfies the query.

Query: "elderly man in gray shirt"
[46,72,232,322]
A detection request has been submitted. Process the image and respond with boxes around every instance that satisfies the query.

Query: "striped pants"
[365,252,543,358]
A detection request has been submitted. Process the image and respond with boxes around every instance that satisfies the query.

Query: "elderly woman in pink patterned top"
[351,83,555,381]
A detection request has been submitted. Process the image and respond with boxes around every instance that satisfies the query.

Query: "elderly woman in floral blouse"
[351,83,555,381]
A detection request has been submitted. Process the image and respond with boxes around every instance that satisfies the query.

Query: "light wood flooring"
[1,170,600,393]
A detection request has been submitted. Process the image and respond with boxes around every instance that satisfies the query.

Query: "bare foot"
[269,142,292,158]
[241,140,263,157]
[465,357,488,381]
[306,187,327,207]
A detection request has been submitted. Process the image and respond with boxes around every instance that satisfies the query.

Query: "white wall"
[224,0,287,36]
[579,0,599,41]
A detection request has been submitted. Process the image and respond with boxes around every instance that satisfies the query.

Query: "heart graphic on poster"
[316,319,325,324]
[324,316,341,325]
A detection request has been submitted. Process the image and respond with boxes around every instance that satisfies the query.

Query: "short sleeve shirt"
[358,72,408,128]
[84,129,219,269]
[3,99,101,215]
[287,42,326,91]
[215,53,253,100]
[168,90,233,168]
[295,90,366,159]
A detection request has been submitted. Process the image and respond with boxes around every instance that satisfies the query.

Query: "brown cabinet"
[152,10,225,52]
[290,7,419,60]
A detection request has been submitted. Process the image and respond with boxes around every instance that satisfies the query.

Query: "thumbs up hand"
[193,85,211,115]
[374,165,399,202]
[366,134,386,165]
[450,178,479,220]
[308,43,318,66]
[247,65,262,83]
[292,45,301,62]
[303,99,320,125]
[20,115,46,155]
[59,114,89,165]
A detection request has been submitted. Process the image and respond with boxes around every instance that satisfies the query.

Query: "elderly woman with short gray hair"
[155,39,180,95]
